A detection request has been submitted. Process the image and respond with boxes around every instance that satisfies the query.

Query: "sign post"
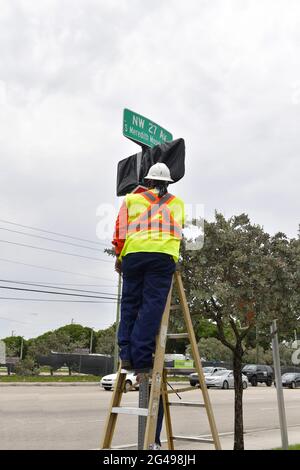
[271,320,289,450]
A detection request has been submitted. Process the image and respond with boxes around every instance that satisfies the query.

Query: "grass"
[0,374,189,383]
[0,375,100,382]
[275,444,300,450]
[167,376,189,381]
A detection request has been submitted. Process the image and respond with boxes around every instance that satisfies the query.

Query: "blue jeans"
[118,252,176,370]
[118,252,174,446]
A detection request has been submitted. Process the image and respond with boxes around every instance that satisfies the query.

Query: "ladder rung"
[172,435,214,444]
[170,305,181,310]
[167,386,195,394]
[168,401,205,408]
[112,407,149,416]
[167,333,189,339]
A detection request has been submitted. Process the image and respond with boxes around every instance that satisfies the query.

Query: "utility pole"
[271,320,289,450]
[255,304,260,364]
[256,323,259,364]
[89,329,93,354]
[20,337,24,360]
[113,273,122,372]
[11,330,15,337]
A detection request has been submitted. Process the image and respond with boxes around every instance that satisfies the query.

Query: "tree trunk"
[233,345,244,450]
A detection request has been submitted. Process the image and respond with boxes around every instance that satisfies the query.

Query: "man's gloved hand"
[115,258,122,275]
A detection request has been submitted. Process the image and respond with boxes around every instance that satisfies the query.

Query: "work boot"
[135,372,150,384]
[149,443,161,450]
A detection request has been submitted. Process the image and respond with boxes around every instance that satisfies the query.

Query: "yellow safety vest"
[120,190,185,262]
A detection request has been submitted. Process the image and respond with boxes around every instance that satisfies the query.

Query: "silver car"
[205,370,248,389]
[189,367,227,386]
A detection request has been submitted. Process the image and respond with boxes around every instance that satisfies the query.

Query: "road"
[1,384,300,450]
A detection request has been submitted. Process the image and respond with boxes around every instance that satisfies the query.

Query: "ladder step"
[167,333,189,339]
[170,305,181,311]
[172,435,214,444]
[167,386,196,394]
[112,407,149,416]
[168,401,205,408]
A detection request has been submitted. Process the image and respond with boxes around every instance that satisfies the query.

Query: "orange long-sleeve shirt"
[112,200,128,257]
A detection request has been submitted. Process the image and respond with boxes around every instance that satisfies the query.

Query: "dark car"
[242,364,273,386]
[279,373,300,389]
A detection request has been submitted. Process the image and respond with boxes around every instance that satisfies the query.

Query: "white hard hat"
[144,163,173,182]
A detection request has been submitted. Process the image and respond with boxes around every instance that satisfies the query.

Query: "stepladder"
[100,270,222,450]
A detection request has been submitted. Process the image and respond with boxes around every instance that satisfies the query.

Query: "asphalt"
[1,384,300,450]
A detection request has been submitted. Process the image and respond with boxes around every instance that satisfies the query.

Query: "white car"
[205,370,248,389]
[100,371,138,392]
[189,367,227,386]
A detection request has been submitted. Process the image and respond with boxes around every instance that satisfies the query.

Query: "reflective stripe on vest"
[141,190,157,203]
[127,192,182,239]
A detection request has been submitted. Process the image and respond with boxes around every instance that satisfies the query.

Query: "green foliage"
[278,343,295,366]
[26,330,72,357]
[55,324,92,348]
[2,336,24,357]
[0,375,100,382]
[26,324,93,358]
[187,337,233,362]
[95,323,116,355]
[181,213,299,355]
[14,358,39,376]
[243,346,273,365]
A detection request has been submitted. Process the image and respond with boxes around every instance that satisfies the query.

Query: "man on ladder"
[112,162,185,447]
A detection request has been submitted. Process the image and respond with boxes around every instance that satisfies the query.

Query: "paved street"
[1,384,300,450]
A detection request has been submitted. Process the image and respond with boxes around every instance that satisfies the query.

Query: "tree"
[95,324,116,355]
[243,346,273,365]
[180,212,299,450]
[55,324,93,350]
[26,330,72,358]
[15,358,39,376]
[2,336,25,357]
[26,324,93,358]
[187,337,232,362]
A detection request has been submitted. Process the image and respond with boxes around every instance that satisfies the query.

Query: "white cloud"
[0,0,300,338]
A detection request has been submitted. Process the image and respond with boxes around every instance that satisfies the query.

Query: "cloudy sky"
[0,0,299,339]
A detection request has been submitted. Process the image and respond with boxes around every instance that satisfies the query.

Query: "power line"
[0,257,116,281]
[0,285,117,300]
[0,279,118,297]
[0,316,33,325]
[0,218,106,246]
[0,239,113,263]
[20,282,117,287]
[0,297,117,303]
[0,227,110,251]
[0,279,117,287]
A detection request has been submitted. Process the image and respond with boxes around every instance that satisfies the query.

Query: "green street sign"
[123,108,173,148]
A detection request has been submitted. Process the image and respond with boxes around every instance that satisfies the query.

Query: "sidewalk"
[187,425,300,450]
